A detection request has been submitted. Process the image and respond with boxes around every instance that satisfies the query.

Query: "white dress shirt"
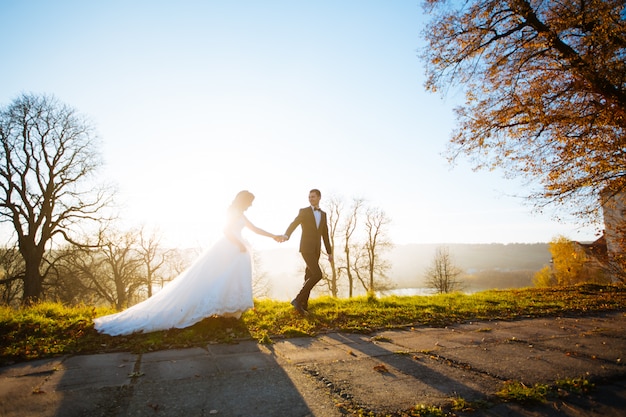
[312,206,321,228]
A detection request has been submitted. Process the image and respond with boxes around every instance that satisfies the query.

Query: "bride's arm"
[243,215,279,239]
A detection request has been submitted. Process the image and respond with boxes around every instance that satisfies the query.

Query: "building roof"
[575,235,609,264]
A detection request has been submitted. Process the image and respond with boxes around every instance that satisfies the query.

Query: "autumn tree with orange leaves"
[421,0,626,222]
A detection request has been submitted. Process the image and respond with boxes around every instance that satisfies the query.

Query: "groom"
[282,189,333,314]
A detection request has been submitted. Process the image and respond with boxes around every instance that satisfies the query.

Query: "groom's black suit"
[285,206,332,309]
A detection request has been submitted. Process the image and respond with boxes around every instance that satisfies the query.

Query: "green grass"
[496,377,595,403]
[1,284,625,366]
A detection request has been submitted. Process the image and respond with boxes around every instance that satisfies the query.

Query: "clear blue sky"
[0,0,598,250]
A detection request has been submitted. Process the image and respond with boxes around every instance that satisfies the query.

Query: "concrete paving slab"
[127,366,316,417]
[477,318,588,341]
[2,312,626,417]
[42,352,136,391]
[315,332,372,346]
[281,364,344,417]
[213,348,279,373]
[303,352,500,414]
[0,356,65,380]
[206,340,269,355]
[427,330,497,349]
[438,340,622,382]
[140,348,219,380]
[0,353,133,417]
[141,347,208,363]
[495,315,626,336]
[0,357,67,417]
[0,386,129,417]
[377,327,477,352]
[456,319,569,340]
[320,333,412,357]
[0,357,66,386]
[480,320,579,341]
[271,337,356,364]
[557,314,626,334]
[539,334,625,363]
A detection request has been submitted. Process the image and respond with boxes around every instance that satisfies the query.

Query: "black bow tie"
[313,207,321,211]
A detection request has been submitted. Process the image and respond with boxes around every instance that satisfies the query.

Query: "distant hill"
[388,243,551,291]
[258,243,553,298]
[389,243,550,276]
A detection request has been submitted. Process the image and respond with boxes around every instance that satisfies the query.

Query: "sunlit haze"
[0,1,598,251]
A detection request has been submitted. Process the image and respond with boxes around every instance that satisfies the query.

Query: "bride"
[93,190,282,336]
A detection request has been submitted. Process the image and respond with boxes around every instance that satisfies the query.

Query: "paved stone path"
[1,311,625,416]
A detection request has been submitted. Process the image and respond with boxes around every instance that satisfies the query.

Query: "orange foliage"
[421,0,626,222]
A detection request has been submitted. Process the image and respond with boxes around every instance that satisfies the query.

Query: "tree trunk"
[330,259,338,297]
[115,279,127,310]
[344,245,353,298]
[21,251,43,304]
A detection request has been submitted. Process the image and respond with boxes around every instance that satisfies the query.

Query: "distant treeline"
[389,243,552,290]
[259,243,554,295]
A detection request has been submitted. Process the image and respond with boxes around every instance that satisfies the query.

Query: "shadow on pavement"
[1,341,317,417]
[315,332,494,412]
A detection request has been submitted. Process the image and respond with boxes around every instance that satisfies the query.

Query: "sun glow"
[1,1,599,253]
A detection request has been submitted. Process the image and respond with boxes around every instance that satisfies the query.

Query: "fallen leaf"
[373,364,389,373]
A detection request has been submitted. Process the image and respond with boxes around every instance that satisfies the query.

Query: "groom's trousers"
[295,251,323,308]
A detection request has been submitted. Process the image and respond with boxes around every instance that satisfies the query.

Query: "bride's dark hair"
[228,190,255,214]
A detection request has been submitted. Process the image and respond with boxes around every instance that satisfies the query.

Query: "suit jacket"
[285,207,332,255]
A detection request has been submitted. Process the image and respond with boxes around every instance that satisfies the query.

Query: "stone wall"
[601,188,626,258]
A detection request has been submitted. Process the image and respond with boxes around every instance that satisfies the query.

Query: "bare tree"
[362,206,394,295]
[315,262,336,297]
[69,228,144,309]
[424,246,464,294]
[339,198,364,298]
[351,244,370,295]
[0,94,112,303]
[252,251,272,299]
[138,226,172,298]
[60,245,109,304]
[100,229,145,309]
[0,244,24,305]
[324,195,343,297]
[159,247,196,288]
[42,245,88,304]
[312,197,395,298]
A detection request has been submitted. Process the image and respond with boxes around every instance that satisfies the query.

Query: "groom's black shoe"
[291,299,308,315]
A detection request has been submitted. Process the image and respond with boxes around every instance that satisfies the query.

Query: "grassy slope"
[1,284,625,366]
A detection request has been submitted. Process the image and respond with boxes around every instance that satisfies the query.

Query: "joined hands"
[273,234,288,243]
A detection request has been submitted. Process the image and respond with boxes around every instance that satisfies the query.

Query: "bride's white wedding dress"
[94,216,253,336]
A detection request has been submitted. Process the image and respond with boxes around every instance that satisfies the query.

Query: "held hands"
[273,234,288,243]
